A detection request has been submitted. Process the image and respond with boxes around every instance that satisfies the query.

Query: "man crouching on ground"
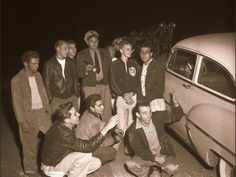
[41,102,119,177]
[75,94,124,164]
[125,95,183,177]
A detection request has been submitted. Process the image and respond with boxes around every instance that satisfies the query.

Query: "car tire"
[219,158,235,177]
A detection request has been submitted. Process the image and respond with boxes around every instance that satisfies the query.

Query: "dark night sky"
[1,0,235,77]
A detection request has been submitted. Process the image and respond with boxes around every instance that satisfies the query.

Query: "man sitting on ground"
[125,94,183,177]
[41,102,119,177]
[75,94,124,164]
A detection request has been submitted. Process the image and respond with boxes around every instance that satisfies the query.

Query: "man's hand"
[114,128,124,137]
[85,64,94,72]
[154,154,166,164]
[123,92,134,105]
[171,92,179,107]
[101,115,119,136]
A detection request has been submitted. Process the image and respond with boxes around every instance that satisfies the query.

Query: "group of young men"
[11,30,184,177]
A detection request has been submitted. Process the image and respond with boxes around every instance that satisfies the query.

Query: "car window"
[198,58,236,98]
[168,50,197,80]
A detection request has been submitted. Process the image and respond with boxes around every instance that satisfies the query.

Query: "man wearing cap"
[76,30,112,122]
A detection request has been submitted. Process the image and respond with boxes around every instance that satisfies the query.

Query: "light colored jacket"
[11,69,51,133]
[75,110,115,146]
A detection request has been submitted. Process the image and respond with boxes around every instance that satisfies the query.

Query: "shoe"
[162,163,179,175]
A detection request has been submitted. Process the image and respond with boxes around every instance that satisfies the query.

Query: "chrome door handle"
[182,83,191,89]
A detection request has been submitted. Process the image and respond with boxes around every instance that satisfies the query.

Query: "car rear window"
[198,58,236,99]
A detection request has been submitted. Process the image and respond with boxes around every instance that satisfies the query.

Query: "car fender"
[186,103,235,167]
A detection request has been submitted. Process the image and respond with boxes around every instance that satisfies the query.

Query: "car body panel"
[164,33,235,168]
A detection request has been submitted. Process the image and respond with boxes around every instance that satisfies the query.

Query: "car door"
[185,56,235,166]
[164,49,198,144]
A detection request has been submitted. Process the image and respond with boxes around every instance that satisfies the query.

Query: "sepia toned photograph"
[1,0,235,177]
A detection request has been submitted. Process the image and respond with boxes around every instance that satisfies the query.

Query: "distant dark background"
[2,0,235,76]
[1,0,235,121]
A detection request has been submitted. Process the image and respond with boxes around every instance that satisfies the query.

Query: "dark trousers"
[92,146,117,164]
[19,108,52,173]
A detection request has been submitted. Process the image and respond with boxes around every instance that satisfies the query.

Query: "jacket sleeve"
[134,63,141,94]
[70,61,79,96]
[158,64,165,96]
[76,53,88,78]
[43,62,53,102]
[129,128,155,161]
[64,132,105,153]
[109,63,123,96]
[11,77,26,124]
[148,63,165,101]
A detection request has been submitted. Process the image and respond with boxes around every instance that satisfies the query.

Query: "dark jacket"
[128,106,183,162]
[137,59,165,103]
[43,56,78,101]
[41,121,105,166]
[76,48,111,86]
[110,58,140,96]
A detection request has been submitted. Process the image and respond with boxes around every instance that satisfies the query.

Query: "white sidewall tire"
[219,158,233,177]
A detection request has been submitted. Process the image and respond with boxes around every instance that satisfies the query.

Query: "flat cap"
[84,30,99,43]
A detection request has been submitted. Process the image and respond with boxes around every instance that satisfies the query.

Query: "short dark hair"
[54,40,67,50]
[21,50,39,63]
[85,94,102,109]
[53,102,74,122]
[139,43,153,53]
[135,101,150,113]
[119,39,133,49]
[67,40,76,46]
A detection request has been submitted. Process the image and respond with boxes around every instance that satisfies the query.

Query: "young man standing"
[11,51,52,176]
[43,40,79,114]
[137,44,166,114]
[67,40,81,112]
[75,94,123,164]
[41,102,119,177]
[110,39,140,135]
[67,40,77,61]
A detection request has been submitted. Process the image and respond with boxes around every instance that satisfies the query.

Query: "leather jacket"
[43,56,78,101]
[41,121,105,166]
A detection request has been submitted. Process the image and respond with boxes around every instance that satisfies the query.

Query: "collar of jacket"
[87,109,102,120]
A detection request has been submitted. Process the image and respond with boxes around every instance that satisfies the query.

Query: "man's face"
[68,43,77,58]
[87,36,99,50]
[107,46,115,58]
[137,106,152,126]
[91,100,104,115]
[140,47,153,64]
[120,44,133,58]
[68,107,80,125]
[56,42,68,58]
[24,58,39,74]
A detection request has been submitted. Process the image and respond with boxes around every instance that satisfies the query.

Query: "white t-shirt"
[57,58,66,78]
[141,59,153,96]
[28,76,43,109]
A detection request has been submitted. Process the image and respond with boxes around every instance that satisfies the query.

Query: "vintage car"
[164,33,235,177]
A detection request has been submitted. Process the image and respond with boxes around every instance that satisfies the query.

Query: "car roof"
[173,33,235,80]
